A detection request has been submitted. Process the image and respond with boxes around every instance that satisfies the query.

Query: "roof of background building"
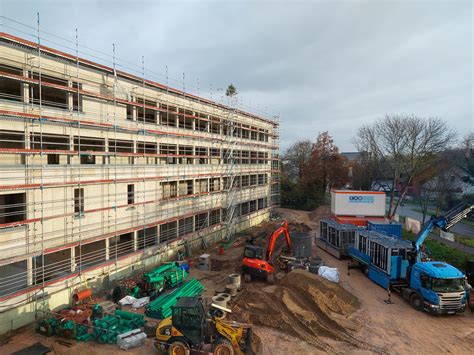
[341,152,362,161]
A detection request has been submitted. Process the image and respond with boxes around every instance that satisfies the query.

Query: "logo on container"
[348,195,374,204]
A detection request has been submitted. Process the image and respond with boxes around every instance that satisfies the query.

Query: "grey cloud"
[2,0,472,151]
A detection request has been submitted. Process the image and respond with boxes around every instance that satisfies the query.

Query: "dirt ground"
[276,207,474,355]
[2,206,473,354]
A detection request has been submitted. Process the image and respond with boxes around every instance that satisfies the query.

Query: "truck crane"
[348,202,473,314]
[410,202,474,262]
[241,221,292,284]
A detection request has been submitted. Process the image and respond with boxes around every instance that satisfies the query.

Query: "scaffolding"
[0,17,280,325]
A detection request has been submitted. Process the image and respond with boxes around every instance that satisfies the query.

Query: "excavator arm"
[265,221,291,261]
[414,203,474,260]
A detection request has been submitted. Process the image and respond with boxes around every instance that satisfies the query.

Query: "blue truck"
[348,203,474,314]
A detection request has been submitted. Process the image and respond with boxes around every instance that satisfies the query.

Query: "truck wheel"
[243,273,251,283]
[266,273,275,285]
[168,340,190,355]
[409,293,423,311]
[213,338,234,355]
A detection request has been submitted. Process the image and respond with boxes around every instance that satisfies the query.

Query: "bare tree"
[355,114,455,219]
[350,151,378,190]
[456,133,473,185]
[282,139,312,181]
[419,171,451,222]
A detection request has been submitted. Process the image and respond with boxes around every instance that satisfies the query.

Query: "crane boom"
[266,221,291,261]
[414,202,474,254]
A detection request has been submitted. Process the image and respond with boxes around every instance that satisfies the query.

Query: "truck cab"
[405,262,466,314]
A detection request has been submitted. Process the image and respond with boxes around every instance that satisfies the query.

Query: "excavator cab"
[242,221,291,284]
[243,243,264,260]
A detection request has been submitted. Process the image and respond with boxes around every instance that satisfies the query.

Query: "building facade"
[0,32,279,333]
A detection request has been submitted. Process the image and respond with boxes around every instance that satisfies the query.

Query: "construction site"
[1,17,474,355]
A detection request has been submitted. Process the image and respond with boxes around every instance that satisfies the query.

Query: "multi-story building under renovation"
[0,31,280,333]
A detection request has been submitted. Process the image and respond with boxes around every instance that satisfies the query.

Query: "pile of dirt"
[282,269,359,316]
[232,269,370,352]
[308,205,331,223]
[246,221,280,238]
[288,222,312,233]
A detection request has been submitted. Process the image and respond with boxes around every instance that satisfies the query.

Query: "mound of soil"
[308,205,331,223]
[282,269,360,316]
[288,222,312,233]
[233,270,369,352]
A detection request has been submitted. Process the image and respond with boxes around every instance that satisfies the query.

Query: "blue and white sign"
[348,195,374,204]
[331,190,386,216]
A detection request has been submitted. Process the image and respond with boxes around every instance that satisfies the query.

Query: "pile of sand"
[233,269,365,352]
[282,269,360,317]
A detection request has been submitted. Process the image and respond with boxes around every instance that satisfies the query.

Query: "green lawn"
[454,236,474,248]
[407,207,474,227]
[402,230,471,271]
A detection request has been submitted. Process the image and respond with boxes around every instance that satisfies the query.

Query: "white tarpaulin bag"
[118,295,137,306]
[132,296,150,308]
[318,266,340,283]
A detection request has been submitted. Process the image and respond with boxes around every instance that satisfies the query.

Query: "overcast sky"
[2,0,473,151]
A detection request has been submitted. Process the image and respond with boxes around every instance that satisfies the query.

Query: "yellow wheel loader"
[154,297,252,355]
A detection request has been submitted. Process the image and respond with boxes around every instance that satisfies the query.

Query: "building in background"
[0,32,280,333]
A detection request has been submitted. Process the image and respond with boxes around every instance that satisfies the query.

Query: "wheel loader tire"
[213,338,234,355]
[266,273,275,285]
[243,273,251,283]
[409,293,423,311]
[168,340,190,355]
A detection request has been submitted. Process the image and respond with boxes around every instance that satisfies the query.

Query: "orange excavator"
[242,221,292,284]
